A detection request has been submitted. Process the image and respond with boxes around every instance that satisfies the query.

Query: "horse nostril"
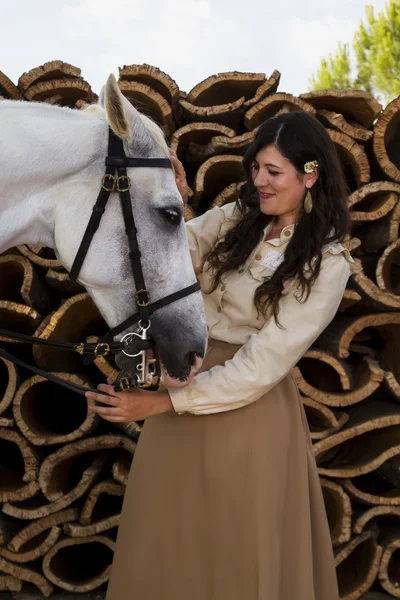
[187,351,197,368]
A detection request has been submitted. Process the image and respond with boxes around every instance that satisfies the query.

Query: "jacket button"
[255,253,262,260]
[284,230,291,237]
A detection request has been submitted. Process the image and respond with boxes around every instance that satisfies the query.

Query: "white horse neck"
[0,101,108,253]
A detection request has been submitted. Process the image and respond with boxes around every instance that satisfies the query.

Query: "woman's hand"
[169,149,190,203]
[85,379,174,423]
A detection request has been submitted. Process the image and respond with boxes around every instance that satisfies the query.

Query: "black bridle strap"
[69,132,171,283]
[107,281,201,339]
[82,281,201,366]
[0,329,124,354]
[0,348,97,397]
[106,157,172,168]
[117,163,150,324]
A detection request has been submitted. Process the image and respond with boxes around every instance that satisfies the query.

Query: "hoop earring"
[304,189,313,214]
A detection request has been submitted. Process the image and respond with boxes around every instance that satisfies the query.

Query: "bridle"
[0,129,200,396]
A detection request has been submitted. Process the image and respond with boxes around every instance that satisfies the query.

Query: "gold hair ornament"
[304,160,319,173]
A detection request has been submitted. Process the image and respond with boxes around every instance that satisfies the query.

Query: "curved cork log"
[0,573,22,592]
[0,71,22,99]
[13,372,99,446]
[80,479,125,525]
[2,451,113,520]
[320,478,352,546]
[119,64,180,108]
[111,451,133,486]
[299,89,382,128]
[243,70,281,109]
[7,507,80,552]
[39,435,136,502]
[327,130,370,191]
[373,97,400,182]
[16,245,62,270]
[192,154,244,211]
[293,350,384,407]
[64,480,125,537]
[348,259,400,311]
[322,313,400,402]
[184,204,197,221]
[335,531,383,600]
[318,312,400,360]
[317,109,374,142]
[314,399,400,478]
[23,78,93,105]
[376,240,400,295]
[118,80,175,135]
[245,93,316,131]
[42,535,115,593]
[45,268,84,296]
[43,93,64,105]
[0,557,53,596]
[0,356,18,416]
[210,182,242,209]
[0,301,41,345]
[302,397,348,441]
[349,182,400,222]
[0,514,22,547]
[354,505,400,535]
[18,60,81,92]
[343,474,400,507]
[189,130,255,163]
[179,96,245,130]
[32,293,107,372]
[379,530,400,597]
[187,72,266,107]
[354,199,400,252]
[0,526,61,563]
[0,254,51,315]
[170,122,235,162]
[0,427,40,502]
[340,289,362,311]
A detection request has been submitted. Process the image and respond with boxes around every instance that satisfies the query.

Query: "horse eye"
[159,207,182,225]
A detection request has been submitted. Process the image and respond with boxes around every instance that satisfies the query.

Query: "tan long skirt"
[106,339,339,600]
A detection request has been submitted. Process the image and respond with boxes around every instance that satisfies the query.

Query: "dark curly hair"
[206,111,351,323]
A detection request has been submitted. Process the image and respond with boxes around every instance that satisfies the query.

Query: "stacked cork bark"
[0,60,399,598]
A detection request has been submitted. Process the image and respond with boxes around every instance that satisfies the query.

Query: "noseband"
[0,129,200,395]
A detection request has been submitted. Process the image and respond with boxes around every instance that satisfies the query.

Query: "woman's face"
[251,144,316,221]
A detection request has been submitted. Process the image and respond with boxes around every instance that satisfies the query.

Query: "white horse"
[0,75,207,380]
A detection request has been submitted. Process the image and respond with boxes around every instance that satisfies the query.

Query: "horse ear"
[98,86,105,108]
[104,74,151,151]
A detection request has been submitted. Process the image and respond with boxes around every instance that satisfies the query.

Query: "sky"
[0,0,389,97]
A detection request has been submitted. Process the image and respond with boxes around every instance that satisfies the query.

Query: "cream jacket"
[169,203,353,415]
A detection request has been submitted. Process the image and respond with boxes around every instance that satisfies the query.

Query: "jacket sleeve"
[168,251,352,415]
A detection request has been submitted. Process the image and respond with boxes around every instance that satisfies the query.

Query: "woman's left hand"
[85,381,174,423]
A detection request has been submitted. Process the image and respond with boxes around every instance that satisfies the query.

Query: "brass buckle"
[136,289,150,307]
[119,377,130,391]
[94,343,110,357]
[116,176,131,192]
[101,174,116,191]
[75,343,85,355]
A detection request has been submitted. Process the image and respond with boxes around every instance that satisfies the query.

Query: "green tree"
[310,0,400,101]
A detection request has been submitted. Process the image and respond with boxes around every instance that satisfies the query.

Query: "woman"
[86,111,353,600]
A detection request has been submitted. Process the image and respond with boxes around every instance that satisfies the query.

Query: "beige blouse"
[168,202,353,415]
